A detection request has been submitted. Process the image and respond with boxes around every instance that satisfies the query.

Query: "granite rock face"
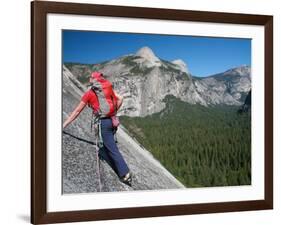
[65,47,251,117]
[193,66,251,105]
[62,65,185,193]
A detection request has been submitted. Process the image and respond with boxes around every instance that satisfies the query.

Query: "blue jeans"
[100,118,129,177]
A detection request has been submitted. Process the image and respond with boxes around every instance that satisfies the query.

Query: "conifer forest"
[120,95,251,187]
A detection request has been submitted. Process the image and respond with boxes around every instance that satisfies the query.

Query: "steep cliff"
[62,65,185,193]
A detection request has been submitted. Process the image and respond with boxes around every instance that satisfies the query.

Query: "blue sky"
[63,30,251,77]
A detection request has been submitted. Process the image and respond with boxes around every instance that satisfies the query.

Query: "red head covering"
[91,71,103,80]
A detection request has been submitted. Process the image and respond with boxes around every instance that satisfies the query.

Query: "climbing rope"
[91,114,103,192]
[95,128,102,192]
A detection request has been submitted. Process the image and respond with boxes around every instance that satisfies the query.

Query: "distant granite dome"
[135,46,161,67]
[172,59,189,73]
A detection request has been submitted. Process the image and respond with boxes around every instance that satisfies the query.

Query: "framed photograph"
[31,1,273,224]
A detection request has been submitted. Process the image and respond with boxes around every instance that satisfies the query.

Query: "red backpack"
[90,72,118,118]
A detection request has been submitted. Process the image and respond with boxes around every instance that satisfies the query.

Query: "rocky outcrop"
[172,59,189,73]
[62,65,185,193]
[237,90,251,114]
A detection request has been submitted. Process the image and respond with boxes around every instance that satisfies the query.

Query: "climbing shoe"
[120,172,132,186]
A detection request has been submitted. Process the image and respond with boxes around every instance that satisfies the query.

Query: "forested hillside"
[120,95,251,187]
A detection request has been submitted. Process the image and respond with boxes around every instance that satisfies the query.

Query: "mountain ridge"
[64,46,251,117]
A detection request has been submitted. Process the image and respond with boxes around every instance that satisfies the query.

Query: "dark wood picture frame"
[31,1,273,224]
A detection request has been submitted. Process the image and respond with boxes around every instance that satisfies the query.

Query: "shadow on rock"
[63,131,95,145]
[63,130,119,177]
